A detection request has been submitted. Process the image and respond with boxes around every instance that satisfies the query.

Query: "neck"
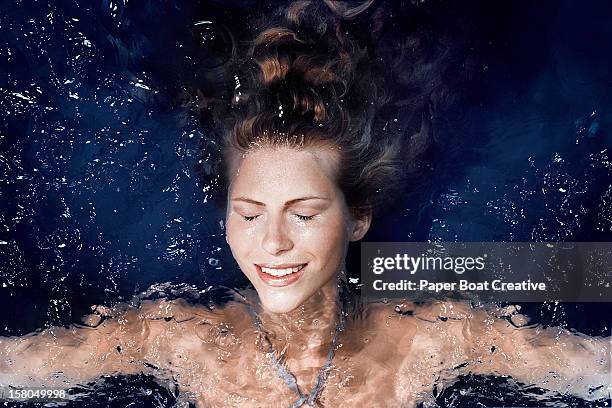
[260,276,341,348]
[251,274,344,391]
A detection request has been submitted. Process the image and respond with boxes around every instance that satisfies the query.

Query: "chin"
[259,291,309,314]
[262,302,299,314]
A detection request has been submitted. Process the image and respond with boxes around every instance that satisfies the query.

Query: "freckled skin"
[225,146,364,314]
[0,145,609,407]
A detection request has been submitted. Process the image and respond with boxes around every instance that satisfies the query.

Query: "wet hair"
[214,1,412,220]
[189,0,466,307]
[193,0,461,220]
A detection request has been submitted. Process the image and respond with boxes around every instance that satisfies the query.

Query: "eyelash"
[241,214,315,222]
[294,214,315,221]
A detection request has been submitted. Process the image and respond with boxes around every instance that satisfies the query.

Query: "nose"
[261,217,294,255]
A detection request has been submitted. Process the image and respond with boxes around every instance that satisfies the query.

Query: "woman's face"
[225,145,370,313]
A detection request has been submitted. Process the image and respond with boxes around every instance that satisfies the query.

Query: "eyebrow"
[231,196,330,207]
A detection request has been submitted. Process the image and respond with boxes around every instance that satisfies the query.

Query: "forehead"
[228,145,341,199]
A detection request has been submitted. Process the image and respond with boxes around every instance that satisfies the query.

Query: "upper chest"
[146,300,462,407]
[168,315,422,407]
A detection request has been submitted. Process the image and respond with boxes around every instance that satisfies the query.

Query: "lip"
[255,263,307,287]
[257,263,306,268]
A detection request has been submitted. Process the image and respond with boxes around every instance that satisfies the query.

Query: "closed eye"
[294,214,315,221]
[241,214,315,222]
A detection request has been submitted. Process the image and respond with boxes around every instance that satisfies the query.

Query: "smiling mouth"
[255,263,308,286]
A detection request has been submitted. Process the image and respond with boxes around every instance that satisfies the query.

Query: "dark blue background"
[1,0,610,340]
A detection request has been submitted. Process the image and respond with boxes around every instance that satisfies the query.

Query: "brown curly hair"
[201,0,450,220]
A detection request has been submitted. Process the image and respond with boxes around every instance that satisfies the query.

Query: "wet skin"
[0,145,609,406]
[225,145,370,314]
[1,295,608,407]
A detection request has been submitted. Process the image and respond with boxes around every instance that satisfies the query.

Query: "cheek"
[303,215,349,261]
[225,216,248,258]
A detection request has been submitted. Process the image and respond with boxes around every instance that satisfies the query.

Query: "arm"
[0,298,196,389]
[462,305,610,401]
[393,301,610,404]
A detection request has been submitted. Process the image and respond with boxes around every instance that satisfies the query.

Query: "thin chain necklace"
[244,299,345,407]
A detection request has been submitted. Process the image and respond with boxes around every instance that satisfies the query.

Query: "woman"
[1,1,609,407]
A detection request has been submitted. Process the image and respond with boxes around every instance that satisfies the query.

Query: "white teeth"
[260,264,305,277]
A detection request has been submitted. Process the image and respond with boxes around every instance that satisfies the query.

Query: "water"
[1,0,611,406]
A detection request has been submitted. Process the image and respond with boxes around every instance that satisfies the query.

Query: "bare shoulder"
[361,300,477,405]
[362,299,475,339]
[130,293,254,342]
[125,285,253,323]
[374,298,534,346]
